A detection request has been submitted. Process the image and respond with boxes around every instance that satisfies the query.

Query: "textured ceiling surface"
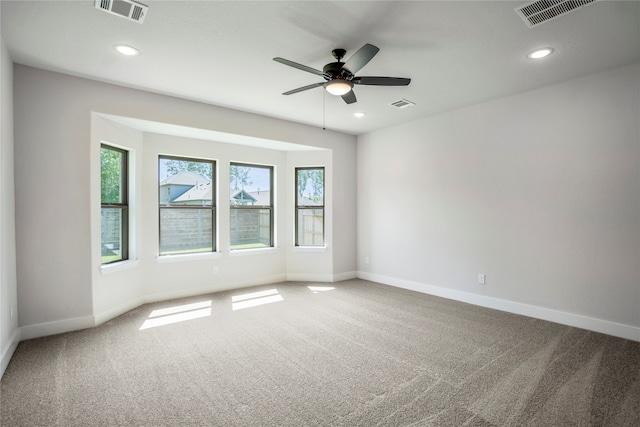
[2,0,639,135]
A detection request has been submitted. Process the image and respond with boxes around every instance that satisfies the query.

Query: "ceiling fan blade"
[273,57,325,76]
[353,76,411,86]
[341,90,357,104]
[343,43,379,74]
[283,82,325,95]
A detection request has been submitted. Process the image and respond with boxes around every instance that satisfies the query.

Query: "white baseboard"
[286,273,335,282]
[286,271,357,283]
[21,274,292,343]
[19,315,95,341]
[21,272,631,365]
[140,273,289,305]
[93,297,146,327]
[358,271,640,343]
[333,271,358,282]
[1,327,21,379]
[94,274,289,327]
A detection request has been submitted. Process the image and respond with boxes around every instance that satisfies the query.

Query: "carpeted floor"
[2,279,639,426]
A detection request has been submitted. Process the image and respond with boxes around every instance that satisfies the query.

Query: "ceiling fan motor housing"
[323,62,352,80]
[331,48,347,60]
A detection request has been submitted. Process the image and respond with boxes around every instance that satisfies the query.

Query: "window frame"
[158,155,216,256]
[100,144,129,265]
[229,162,274,250]
[295,166,325,247]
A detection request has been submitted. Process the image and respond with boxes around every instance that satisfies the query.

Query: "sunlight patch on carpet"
[139,300,212,330]
[308,286,335,293]
[232,289,283,311]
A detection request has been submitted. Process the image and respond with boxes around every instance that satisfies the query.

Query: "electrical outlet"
[478,274,486,285]
[213,266,219,274]
[365,256,370,265]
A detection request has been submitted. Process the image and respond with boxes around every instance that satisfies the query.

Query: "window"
[295,167,324,246]
[101,144,128,264]
[159,156,215,256]
[230,163,273,250]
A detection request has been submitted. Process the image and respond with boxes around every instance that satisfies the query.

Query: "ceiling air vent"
[515,0,597,28]
[390,99,416,109]
[95,0,148,24]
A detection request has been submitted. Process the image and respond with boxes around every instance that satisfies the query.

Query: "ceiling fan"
[273,43,411,104]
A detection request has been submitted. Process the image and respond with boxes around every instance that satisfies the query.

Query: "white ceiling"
[2,0,639,135]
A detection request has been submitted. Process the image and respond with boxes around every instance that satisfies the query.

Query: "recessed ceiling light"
[353,112,366,118]
[114,44,139,56]
[527,47,553,59]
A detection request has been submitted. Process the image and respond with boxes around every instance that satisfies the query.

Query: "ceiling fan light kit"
[325,79,353,96]
[273,43,411,104]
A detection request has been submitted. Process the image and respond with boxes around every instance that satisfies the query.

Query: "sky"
[159,158,271,193]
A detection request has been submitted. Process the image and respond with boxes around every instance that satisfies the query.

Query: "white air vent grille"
[390,99,416,109]
[95,0,148,23]
[515,0,597,28]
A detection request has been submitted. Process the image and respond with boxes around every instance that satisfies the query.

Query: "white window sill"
[292,246,327,253]
[228,247,279,257]
[156,252,221,263]
[100,259,139,275]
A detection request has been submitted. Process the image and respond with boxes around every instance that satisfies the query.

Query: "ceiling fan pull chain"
[322,90,326,130]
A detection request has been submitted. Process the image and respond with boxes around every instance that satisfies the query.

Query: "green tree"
[230,165,253,190]
[297,168,324,203]
[101,147,123,203]
[165,159,212,179]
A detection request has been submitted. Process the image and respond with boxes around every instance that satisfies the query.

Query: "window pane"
[101,144,128,265]
[160,208,214,255]
[230,208,272,249]
[158,156,215,256]
[296,168,324,206]
[101,147,124,204]
[295,167,324,247]
[159,157,213,206]
[297,208,324,246]
[101,207,125,263]
[230,163,273,250]
[229,164,271,206]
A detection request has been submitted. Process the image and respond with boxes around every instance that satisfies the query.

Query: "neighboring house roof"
[160,171,213,205]
[248,190,271,206]
[231,189,272,206]
[230,189,257,205]
[173,181,212,204]
[160,171,211,186]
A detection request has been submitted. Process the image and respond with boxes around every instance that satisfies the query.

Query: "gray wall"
[13,65,357,339]
[1,35,19,376]
[358,63,640,340]
[5,52,638,379]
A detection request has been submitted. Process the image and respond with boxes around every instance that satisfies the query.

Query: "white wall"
[1,35,20,377]
[12,57,637,353]
[92,125,310,322]
[286,150,334,281]
[90,115,144,323]
[358,63,640,341]
[14,65,357,339]
[331,139,358,280]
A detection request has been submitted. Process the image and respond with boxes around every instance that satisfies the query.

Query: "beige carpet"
[2,279,639,426]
